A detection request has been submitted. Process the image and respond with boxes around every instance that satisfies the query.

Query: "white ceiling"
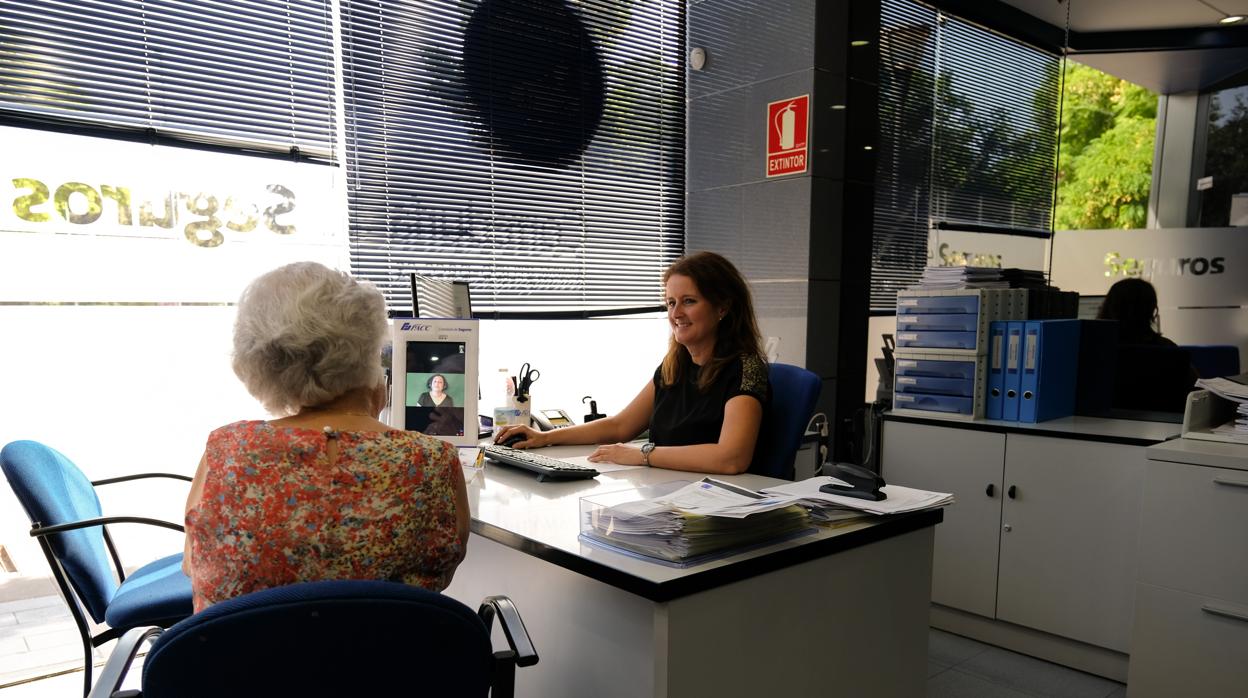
[1000,0,1248,32]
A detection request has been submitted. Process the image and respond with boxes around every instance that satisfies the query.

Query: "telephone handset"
[532,408,576,431]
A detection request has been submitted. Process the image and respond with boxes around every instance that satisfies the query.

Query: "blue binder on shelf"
[1002,321,1024,421]
[1018,319,1082,423]
[986,321,1007,419]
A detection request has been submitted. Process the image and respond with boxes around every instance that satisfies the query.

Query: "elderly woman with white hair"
[182,262,469,612]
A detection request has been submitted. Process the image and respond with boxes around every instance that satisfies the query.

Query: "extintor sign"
[766,95,809,177]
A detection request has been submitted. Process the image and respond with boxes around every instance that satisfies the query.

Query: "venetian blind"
[0,0,336,159]
[341,0,685,313]
[873,0,1060,310]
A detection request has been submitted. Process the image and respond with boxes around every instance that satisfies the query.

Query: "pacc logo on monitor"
[400,323,433,332]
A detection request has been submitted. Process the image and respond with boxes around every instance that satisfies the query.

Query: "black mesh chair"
[87,580,539,698]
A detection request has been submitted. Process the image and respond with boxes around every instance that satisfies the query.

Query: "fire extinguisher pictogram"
[775,101,797,150]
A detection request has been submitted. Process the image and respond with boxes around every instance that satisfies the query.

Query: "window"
[341,0,685,314]
[1197,85,1248,227]
[0,0,336,159]
[872,0,1061,310]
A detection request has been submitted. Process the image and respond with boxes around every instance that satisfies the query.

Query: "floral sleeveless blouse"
[186,421,464,612]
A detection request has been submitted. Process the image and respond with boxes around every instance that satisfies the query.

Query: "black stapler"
[819,463,887,501]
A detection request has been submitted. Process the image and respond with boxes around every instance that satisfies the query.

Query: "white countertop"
[885,411,1179,445]
[464,444,941,597]
[1147,437,1248,471]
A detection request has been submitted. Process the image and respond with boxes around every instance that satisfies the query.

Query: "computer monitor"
[389,319,479,447]
[411,274,473,319]
[1076,294,1105,320]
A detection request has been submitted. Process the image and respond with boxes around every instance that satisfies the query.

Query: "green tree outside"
[1055,61,1158,230]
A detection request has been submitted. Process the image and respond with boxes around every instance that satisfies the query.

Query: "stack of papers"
[1196,376,1248,439]
[759,476,955,517]
[908,266,1049,291]
[581,479,811,563]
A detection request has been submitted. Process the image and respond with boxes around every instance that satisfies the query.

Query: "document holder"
[819,463,887,501]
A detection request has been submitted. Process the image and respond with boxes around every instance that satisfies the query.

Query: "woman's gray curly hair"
[232,262,388,415]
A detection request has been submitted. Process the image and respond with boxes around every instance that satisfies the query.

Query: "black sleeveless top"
[649,354,769,446]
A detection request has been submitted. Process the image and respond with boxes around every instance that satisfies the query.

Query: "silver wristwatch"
[640,442,656,466]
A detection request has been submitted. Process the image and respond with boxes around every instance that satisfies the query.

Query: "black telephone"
[819,463,887,501]
[531,408,576,431]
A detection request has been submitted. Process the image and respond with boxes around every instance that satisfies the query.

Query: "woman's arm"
[588,394,763,475]
[494,380,655,448]
[181,453,209,576]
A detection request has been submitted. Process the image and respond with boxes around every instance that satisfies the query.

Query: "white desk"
[443,445,943,698]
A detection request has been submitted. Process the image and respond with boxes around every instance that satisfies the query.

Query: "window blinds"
[873,0,1060,311]
[0,0,336,159]
[341,0,685,314]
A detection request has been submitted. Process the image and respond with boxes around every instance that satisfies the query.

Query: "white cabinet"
[882,420,1146,653]
[1129,440,1248,697]
[996,435,1143,652]
[882,422,1003,618]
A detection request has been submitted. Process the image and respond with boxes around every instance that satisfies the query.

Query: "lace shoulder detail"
[739,354,769,399]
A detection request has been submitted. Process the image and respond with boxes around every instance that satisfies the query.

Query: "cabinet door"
[882,420,1004,618]
[997,434,1144,652]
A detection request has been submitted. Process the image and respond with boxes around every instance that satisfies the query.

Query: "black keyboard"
[481,445,600,482]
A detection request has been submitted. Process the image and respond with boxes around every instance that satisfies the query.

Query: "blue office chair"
[751,363,822,480]
[87,580,539,698]
[0,440,193,697]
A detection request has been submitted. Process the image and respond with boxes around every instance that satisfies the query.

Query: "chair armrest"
[93,472,193,486]
[31,515,184,537]
[87,625,163,698]
[479,595,539,667]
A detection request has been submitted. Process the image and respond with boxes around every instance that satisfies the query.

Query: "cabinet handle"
[1007,485,1017,499]
[1201,604,1248,624]
[985,484,995,497]
[1213,477,1248,490]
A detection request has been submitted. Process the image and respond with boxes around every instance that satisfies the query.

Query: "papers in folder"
[760,477,955,516]
[581,479,812,564]
[1195,376,1248,439]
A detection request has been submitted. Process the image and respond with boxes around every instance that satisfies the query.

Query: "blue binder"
[1018,319,1082,423]
[986,321,1007,419]
[1002,321,1024,421]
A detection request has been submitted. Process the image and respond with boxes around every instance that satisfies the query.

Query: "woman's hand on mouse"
[494,424,546,448]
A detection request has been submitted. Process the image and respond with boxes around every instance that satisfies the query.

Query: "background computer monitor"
[411,274,473,319]
[389,319,479,447]
[1076,294,1105,320]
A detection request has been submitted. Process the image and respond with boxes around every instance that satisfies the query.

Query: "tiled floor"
[1,604,1127,697]
[927,628,1127,698]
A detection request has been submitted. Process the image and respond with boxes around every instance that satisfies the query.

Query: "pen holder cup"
[493,398,531,433]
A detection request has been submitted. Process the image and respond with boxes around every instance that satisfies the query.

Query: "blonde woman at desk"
[182,262,470,611]
[494,251,770,475]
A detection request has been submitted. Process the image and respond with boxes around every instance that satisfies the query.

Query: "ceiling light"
[850,40,870,47]
[1220,14,1245,23]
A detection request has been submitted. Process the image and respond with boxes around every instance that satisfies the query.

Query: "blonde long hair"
[660,251,765,390]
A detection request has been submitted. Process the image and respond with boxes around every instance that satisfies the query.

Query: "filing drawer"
[896,331,978,351]
[895,295,979,314]
[892,392,973,415]
[1127,582,1248,698]
[896,313,980,332]
[895,375,975,397]
[895,358,976,380]
[1138,460,1248,606]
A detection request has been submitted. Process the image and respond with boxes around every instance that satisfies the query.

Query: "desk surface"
[465,444,942,602]
[883,411,1179,447]
[1147,436,1248,471]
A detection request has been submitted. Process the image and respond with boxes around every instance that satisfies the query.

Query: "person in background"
[1097,277,1175,346]
[494,251,770,475]
[1097,277,1198,411]
[183,262,469,612]
[418,373,454,407]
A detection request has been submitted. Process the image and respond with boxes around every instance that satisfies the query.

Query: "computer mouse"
[500,433,526,447]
